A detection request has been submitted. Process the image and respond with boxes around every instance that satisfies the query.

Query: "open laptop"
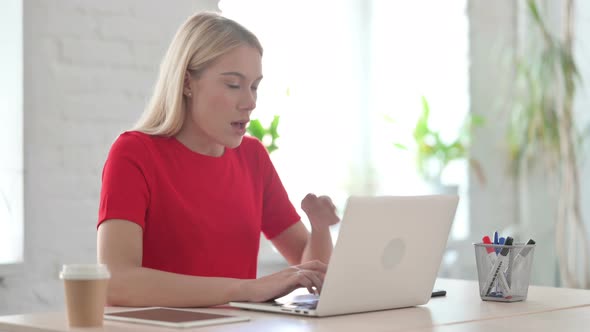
[229,195,459,317]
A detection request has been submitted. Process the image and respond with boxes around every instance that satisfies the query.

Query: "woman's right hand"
[242,260,327,303]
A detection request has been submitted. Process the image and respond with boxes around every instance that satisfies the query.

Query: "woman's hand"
[301,194,340,229]
[241,260,327,303]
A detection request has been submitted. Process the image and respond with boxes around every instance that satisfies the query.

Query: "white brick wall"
[0,0,219,315]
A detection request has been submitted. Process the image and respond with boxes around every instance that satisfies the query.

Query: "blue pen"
[493,231,499,254]
[496,237,506,254]
[496,236,505,255]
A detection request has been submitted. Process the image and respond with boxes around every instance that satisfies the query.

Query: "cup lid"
[59,264,111,280]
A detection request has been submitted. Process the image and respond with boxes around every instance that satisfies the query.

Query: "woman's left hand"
[301,194,340,229]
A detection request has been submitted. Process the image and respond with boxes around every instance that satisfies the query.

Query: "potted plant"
[390,96,485,190]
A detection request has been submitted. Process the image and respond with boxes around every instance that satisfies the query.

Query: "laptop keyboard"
[272,294,319,310]
[284,301,317,309]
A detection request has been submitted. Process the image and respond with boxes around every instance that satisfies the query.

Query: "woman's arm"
[300,194,340,264]
[302,222,334,264]
[98,219,245,307]
[98,219,327,306]
[272,194,340,265]
[271,222,333,265]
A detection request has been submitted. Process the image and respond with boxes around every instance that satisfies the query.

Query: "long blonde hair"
[133,12,263,136]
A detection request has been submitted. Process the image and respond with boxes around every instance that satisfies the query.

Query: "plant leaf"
[246,120,265,140]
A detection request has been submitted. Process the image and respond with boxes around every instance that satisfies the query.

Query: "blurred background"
[1,0,589,315]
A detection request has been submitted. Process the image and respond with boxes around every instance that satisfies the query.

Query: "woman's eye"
[226,84,240,89]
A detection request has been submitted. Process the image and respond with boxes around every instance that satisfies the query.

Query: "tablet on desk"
[104,307,250,328]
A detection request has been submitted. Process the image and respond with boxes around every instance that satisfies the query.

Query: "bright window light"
[220,0,470,241]
[0,0,24,266]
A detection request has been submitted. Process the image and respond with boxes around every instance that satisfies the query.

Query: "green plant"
[508,0,588,288]
[246,115,280,154]
[508,1,581,172]
[391,96,485,185]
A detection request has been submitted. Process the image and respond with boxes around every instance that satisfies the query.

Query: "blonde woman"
[97,12,339,307]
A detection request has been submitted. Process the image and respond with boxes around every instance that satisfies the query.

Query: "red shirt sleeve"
[255,140,301,239]
[98,133,151,229]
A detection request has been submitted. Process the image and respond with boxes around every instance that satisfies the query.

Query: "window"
[220,0,370,215]
[368,0,470,239]
[220,0,369,268]
[0,0,24,271]
[219,1,470,269]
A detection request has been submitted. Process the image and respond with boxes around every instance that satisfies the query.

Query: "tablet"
[104,307,250,328]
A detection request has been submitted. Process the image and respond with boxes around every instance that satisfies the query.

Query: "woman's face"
[183,45,262,156]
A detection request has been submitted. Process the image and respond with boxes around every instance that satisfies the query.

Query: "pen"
[505,238,536,285]
[482,236,511,296]
[482,236,496,263]
[497,237,506,255]
[482,236,496,273]
[514,239,536,260]
[483,236,514,298]
[493,232,500,254]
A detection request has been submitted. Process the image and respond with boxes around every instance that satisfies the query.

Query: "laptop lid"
[230,195,458,317]
[315,195,458,316]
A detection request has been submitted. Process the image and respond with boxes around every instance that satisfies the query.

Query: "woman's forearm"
[107,266,250,307]
[301,225,333,264]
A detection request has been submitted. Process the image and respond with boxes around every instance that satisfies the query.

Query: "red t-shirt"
[98,131,300,279]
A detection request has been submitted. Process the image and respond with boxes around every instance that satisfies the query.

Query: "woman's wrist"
[228,278,253,302]
[309,221,331,234]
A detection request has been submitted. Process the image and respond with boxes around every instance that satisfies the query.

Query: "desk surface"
[1,279,589,332]
[423,305,590,332]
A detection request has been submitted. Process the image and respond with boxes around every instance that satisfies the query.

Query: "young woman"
[97,12,339,307]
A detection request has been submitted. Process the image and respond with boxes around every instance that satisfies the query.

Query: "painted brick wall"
[0,0,218,315]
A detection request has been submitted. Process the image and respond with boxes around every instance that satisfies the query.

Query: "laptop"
[229,195,459,317]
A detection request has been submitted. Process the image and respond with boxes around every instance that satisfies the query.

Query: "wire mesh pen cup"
[474,243,535,302]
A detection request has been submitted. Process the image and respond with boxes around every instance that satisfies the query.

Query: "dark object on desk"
[104,307,249,328]
[431,289,446,297]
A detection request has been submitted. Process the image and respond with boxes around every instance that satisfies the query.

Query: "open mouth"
[231,121,248,129]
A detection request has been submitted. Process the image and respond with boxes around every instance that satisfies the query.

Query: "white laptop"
[229,195,459,317]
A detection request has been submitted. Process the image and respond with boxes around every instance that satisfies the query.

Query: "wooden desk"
[1,279,589,332]
[423,305,590,331]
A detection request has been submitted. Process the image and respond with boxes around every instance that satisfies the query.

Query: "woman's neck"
[175,122,225,157]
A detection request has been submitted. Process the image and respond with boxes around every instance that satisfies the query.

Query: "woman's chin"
[225,136,244,149]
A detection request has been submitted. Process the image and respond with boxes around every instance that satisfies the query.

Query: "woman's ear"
[183,71,193,97]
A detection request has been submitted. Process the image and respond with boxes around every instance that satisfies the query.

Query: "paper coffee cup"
[60,264,111,327]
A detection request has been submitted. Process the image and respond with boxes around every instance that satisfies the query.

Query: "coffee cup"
[59,264,110,327]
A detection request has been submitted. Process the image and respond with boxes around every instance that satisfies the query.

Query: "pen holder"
[474,243,535,302]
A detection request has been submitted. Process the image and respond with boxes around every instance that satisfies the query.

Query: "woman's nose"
[239,90,256,111]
